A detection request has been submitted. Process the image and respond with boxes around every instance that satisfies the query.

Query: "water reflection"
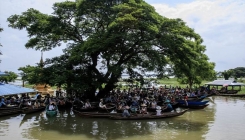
[1,96,245,140]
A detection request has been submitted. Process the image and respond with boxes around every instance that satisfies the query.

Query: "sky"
[0,0,245,74]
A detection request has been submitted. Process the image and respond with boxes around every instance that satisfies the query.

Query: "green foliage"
[7,0,215,99]
[0,71,18,83]
[18,65,43,85]
[222,69,233,80]
[232,67,245,78]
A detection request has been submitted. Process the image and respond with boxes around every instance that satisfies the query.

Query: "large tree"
[8,0,214,100]
[170,39,216,88]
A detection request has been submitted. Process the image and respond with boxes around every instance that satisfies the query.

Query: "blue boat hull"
[177,100,209,105]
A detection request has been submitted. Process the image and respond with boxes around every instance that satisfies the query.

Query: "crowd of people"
[76,86,214,117]
[1,85,216,117]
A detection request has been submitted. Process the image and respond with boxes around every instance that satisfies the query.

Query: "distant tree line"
[217,67,245,80]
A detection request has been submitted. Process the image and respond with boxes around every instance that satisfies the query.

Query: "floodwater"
[0,96,245,140]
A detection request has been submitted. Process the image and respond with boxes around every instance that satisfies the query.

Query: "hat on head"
[164,99,170,103]
[156,106,161,110]
[50,101,56,105]
[125,106,130,109]
[141,103,147,107]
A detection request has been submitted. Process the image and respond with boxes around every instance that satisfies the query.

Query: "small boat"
[109,109,188,120]
[179,104,209,109]
[177,100,209,106]
[45,105,58,117]
[22,106,45,114]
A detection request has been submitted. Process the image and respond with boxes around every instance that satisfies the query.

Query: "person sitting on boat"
[48,103,56,111]
[34,100,40,109]
[190,91,196,97]
[122,106,130,117]
[150,98,157,109]
[0,96,6,107]
[99,99,107,109]
[156,106,162,116]
[162,100,173,112]
[84,99,92,108]
[140,103,148,115]
[183,94,188,106]
[130,97,139,114]
[27,100,33,109]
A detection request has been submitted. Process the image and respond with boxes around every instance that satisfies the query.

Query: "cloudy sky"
[0,0,244,73]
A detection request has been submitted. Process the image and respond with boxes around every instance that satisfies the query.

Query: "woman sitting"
[99,99,107,109]
[84,99,92,108]
[122,106,130,117]
[156,106,162,116]
[140,103,148,115]
[48,103,56,111]
[27,100,33,109]
[34,100,40,109]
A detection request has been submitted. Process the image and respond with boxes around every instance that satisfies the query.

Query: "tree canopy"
[8,0,215,100]
[0,71,18,83]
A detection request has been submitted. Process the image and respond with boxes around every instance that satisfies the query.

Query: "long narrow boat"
[177,100,209,106]
[72,109,121,118]
[0,109,22,117]
[177,96,206,102]
[22,106,45,114]
[98,106,116,113]
[109,109,188,120]
[0,106,23,117]
[72,106,98,112]
[179,104,209,109]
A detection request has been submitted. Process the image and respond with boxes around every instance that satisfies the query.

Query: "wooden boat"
[177,100,209,106]
[72,109,121,118]
[22,106,45,114]
[179,104,209,109]
[109,109,188,120]
[45,105,58,117]
[0,109,22,117]
[72,106,98,112]
[98,106,116,113]
[0,106,22,117]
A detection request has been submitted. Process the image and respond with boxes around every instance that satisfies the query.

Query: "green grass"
[157,78,210,89]
[23,78,245,94]
[158,78,245,94]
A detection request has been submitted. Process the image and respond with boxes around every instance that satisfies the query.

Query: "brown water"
[0,96,245,140]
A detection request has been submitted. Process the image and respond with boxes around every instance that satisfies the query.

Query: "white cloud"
[152,0,245,71]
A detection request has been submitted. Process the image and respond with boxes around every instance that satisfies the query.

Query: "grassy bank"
[23,78,245,94]
[158,78,245,94]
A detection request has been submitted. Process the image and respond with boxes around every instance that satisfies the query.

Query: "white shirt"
[49,105,55,110]
[156,109,162,116]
